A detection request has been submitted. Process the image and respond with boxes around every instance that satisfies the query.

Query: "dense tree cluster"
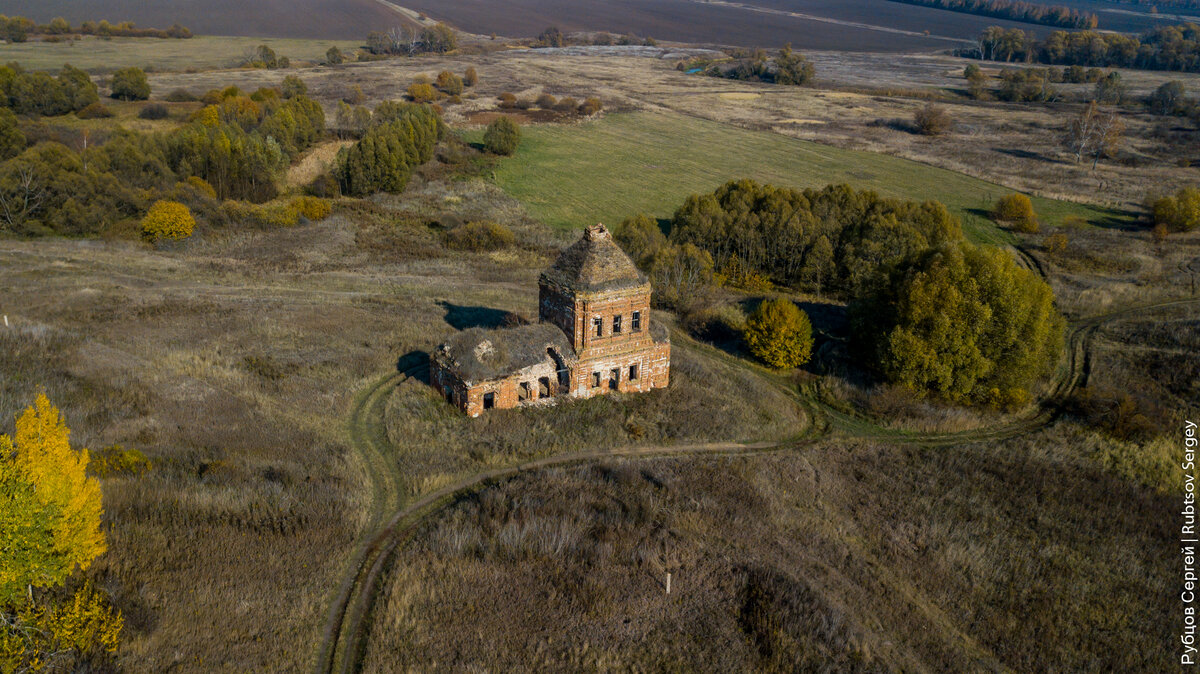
[850,243,1064,406]
[703,46,815,86]
[0,76,330,235]
[972,24,1200,72]
[665,180,963,296]
[0,63,98,116]
[365,23,456,56]
[1151,186,1200,232]
[886,0,1097,29]
[335,102,442,195]
[0,15,191,42]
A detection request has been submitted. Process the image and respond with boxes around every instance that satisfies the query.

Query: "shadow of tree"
[397,350,431,383]
[438,301,523,331]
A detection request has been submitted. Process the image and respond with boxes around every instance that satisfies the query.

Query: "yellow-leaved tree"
[0,395,105,602]
[744,298,814,369]
[1,395,120,671]
[141,199,195,241]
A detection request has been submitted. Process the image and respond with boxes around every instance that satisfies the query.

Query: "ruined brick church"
[430,223,670,416]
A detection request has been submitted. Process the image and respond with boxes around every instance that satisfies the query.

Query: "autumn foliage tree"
[1,395,106,601]
[994,193,1038,232]
[744,298,814,369]
[1,395,120,670]
[1151,186,1200,232]
[851,243,1064,407]
[141,199,195,241]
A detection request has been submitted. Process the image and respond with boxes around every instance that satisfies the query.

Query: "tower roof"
[540,223,647,293]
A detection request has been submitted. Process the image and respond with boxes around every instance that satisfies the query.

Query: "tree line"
[614,179,1064,408]
[0,15,192,42]
[886,0,1097,29]
[365,23,456,56]
[970,23,1200,72]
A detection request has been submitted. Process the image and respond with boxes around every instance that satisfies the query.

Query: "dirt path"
[313,294,1200,673]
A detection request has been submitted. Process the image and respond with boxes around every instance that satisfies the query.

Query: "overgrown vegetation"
[0,14,191,42]
[334,103,442,195]
[850,242,1064,406]
[971,23,1200,72]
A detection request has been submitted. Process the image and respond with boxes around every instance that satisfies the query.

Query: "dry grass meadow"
[362,438,1173,672]
[1,34,1197,672]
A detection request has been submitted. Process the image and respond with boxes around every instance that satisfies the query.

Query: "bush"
[464,66,478,87]
[185,176,217,199]
[89,444,151,477]
[290,195,332,221]
[165,88,198,102]
[851,242,1064,404]
[578,96,603,115]
[326,46,345,65]
[436,70,464,95]
[483,116,521,155]
[307,171,341,198]
[110,67,150,101]
[137,103,169,120]
[913,103,952,136]
[1044,232,1068,255]
[408,82,438,103]
[743,298,814,369]
[994,193,1037,232]
[554,96,578,112]
[497,92,517,108]
[141,200,195,241]
[281,75,307,99]
[444,220,516,251]
[75,102,114,119]
[1150,186,1200,232]
[536,93,557,108]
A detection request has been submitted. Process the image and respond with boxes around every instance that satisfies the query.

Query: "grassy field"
[471,112,1130,244]
[0,35,362,73]
[470,111,1132,242]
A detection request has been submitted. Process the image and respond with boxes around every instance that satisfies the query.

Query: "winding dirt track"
[314,294,1200,673]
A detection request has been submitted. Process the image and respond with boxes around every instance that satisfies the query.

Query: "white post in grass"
[3,315,7,327]
[665,572,671,595]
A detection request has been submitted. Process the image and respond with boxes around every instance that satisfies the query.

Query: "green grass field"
[470,112,1130,244]
[0,35,361,72]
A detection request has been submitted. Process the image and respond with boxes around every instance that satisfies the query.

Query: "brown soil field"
[398,0,966,51]
[0,0,414,39]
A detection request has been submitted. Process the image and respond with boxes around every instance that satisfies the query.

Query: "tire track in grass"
[317,296,1200,673]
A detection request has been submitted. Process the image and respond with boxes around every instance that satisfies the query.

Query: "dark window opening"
[483,392,495,409]
[631,311,641,332]
[591,372,600,388]
[609,368,620,390]
[518,382,531,402]
[593,316,603,337]
[613,314,622,334]
[444,385,453,402]
[538,377,551,398]
[629,364,639,381]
